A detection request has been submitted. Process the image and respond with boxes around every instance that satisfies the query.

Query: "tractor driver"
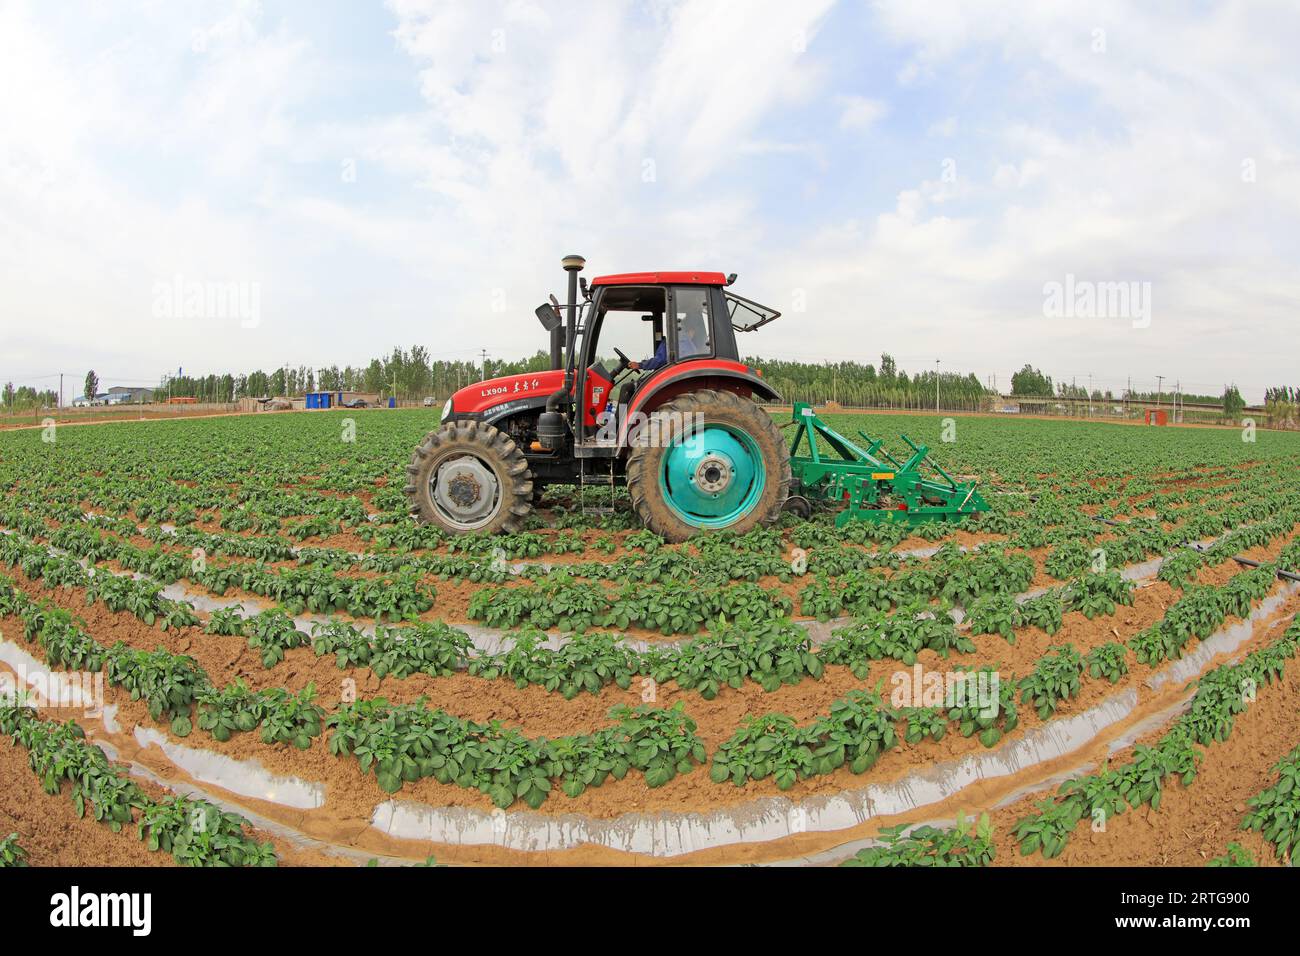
[629,336,670,373]
[628,309,707,373]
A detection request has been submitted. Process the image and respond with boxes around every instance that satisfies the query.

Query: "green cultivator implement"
[786,403,990,527]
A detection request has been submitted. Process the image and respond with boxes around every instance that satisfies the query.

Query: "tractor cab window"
[670,286,712,361]
[589,286,666,375]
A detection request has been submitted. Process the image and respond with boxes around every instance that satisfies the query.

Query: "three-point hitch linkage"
[786,403,989,527]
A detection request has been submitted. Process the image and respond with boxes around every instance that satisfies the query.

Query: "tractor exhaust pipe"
[561,254,584,367]
[538,254,585,451]
[548,254,584,371]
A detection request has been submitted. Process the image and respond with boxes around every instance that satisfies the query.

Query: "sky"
[1,0,1297,403]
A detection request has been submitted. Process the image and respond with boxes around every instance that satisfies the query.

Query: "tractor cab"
[573,274,741,452]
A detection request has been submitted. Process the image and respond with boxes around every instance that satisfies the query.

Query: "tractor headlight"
[441,398,452,422]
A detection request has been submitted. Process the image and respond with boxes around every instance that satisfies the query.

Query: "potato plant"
[1018,644,1083,720]
[1207,843,1256,867]
[1241,746,1300,861]
[947,665,1020,748]
[244,609,311,668]
[841,814,993,867]
[1084,642,1129,683]
[0,834,27,868]
[1064,570,1134,620]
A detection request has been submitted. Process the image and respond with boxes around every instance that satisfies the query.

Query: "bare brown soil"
[987,606,1300,867]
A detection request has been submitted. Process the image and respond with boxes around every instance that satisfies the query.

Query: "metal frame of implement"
[787,403,990,527]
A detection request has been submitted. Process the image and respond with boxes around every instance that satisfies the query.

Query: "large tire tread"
[404,419,533,534]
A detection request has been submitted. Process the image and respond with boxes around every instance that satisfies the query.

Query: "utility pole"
[480,349,490,381]
[935,359,940,413]
[1156,375,1164,417]
[58,373,63,409]
[1088,373,1093,418]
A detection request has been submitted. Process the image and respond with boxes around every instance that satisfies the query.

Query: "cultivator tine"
[858,432,901,468]
[855,432,886,458]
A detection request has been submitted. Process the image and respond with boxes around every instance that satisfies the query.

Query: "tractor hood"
[450,368,566,417]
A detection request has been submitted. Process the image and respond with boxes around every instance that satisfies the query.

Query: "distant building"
[106,386,153,403]
[69,386,154,407]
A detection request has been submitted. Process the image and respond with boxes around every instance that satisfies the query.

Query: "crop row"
[0,528,434,623]
[329,698,702,804]
[1129,562,1282,666]
[1010,612,1300,858]
[0,705,276,866]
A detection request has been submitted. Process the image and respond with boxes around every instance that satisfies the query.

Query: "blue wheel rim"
[658,424,764,528]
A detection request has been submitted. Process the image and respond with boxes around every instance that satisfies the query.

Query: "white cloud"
[928,116,958,137]
[837,95,886,130]
[737,0,1300,401]
[1,0,1297,405]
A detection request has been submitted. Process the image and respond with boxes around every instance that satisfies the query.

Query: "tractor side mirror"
[535,302,562,332]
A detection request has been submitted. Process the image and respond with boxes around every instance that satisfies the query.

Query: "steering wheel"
[612,347,632,376]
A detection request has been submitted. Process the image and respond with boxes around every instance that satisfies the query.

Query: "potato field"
[1,409,1298,867]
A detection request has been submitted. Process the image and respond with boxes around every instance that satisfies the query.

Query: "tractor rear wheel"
[405,420,533,534]
[625,389,790,543]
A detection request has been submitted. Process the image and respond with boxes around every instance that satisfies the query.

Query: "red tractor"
[406,255,791,542]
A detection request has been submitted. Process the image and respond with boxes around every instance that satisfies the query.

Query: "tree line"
[9,353,1288,423]
[1263,386,1299,427]
[1010,364,1228,407]
[146,349,996,410]
[1,384,58,414]
[740,355,992,409]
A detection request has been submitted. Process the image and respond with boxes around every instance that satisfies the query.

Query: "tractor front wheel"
[626,389,790,543]
[406,420,533,534]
